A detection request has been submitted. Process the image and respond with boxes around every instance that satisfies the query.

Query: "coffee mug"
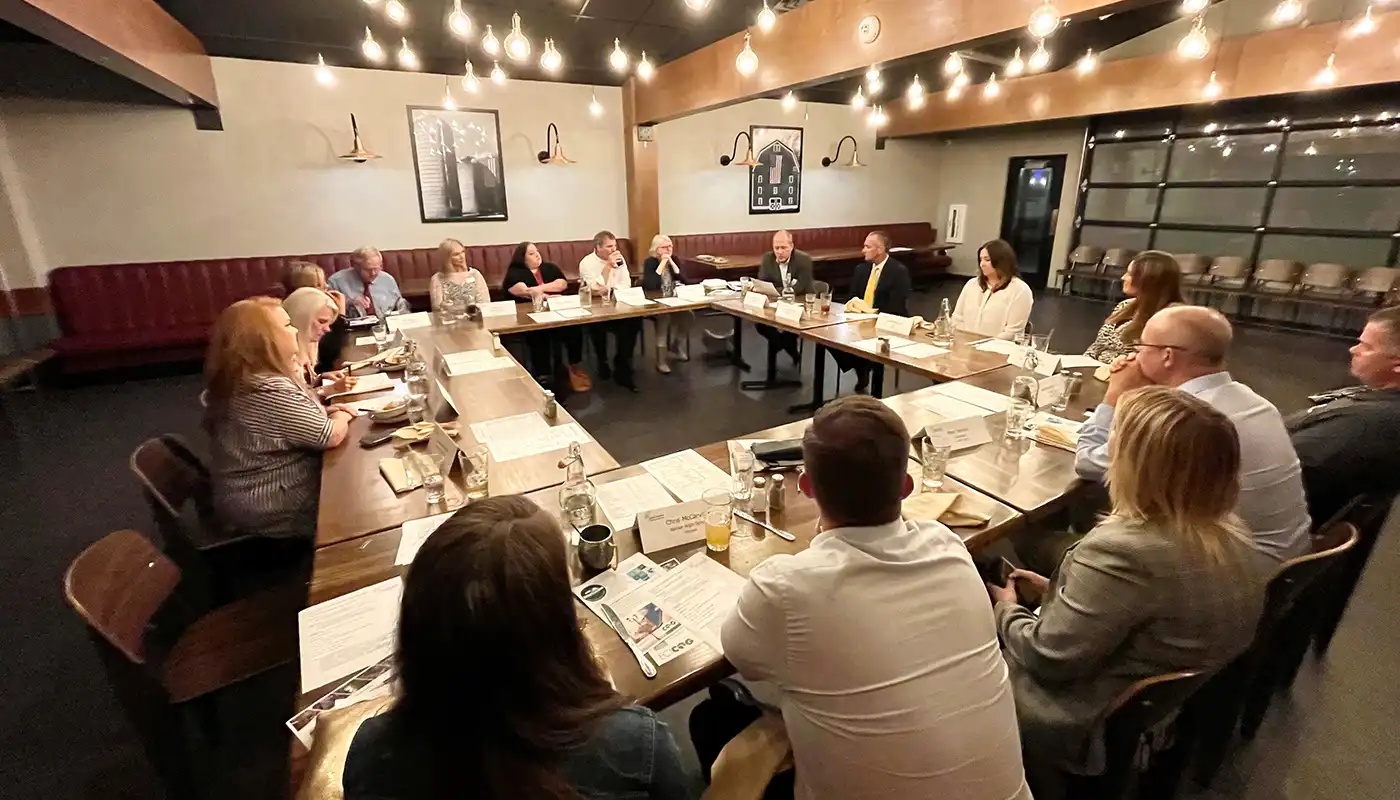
[577,524,616,570]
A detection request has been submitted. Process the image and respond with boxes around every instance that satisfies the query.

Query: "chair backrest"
[1103,248,1137,269]
[1259,521,1359,632]
[1299,262,1351,291]
[1253,259,1303,286]
[1209,256,1250,280]
[63,530,181,665]
[1070,244,1105,266]
[130,436,208,518]
[1354,266,1400,294]
[1099,670,1205,769]
[811,280,830,295]
[1173,253,1209,277]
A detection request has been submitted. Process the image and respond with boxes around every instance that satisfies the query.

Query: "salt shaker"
[877,337,891,356]
[542,390,558,421]
[768,473,786,512]
[750,476,768,515]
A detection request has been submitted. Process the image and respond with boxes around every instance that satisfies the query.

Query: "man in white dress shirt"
[712,395,1033,800]
[576,230,639,391]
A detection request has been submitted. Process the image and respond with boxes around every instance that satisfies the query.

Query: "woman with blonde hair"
[988,386,1274,780]
[205,297,354,539]
[640,233,693,374]
[430,238,490,318]
[1083,250,1185,363]
[283,261,350,372]
[282,287,354,400]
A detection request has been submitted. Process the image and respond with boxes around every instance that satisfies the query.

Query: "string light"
[983,73,1001,99]
[866,66,883,94]
[1028,2,1061,38]
[461,61,480,93]
[756,0,777,32]
[361,28,384,63]
[851,85,867,108]
[490,61,507,85]
[952,71,970,90]
[385,0,407,25]
[540,39,562,73]
[868,105,887,128]
[442,83,457,111]
[1006,47,1026,77]
[314,53,335,86]
[589,90,603,117]
[636,51,655,81]
[1349,5,1377,36]
[398,38,419,70]
[1177,15,1211,59]
[947,83,964,102]
[448,0,472,37]
[1202,70,1223,99]
[1271,0,1304,25]
[609,38,629,72]
[906,74,926,109]
[504,12,531,62]
[686,0,712,9]
[1029,39,1051,71]
[482,25,500,56]
[1077,49,1098,75]
[1181,0,1208,12]
[735,33,758,76]
[1313,52,1338,86]
[944,51,964,75]
[782,91,797,111]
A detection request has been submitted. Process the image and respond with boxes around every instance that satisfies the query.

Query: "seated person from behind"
[282,260,348,373]
[283,287,355,403]
[753,230,815,365]
[327,246,410,319]
[1076,306,1311,561]
[1083,250,1184,363]
[714,395,1032,800]
[950,239,1034,340]
[429,238,489,316]
[578,230,640,391]
[990,386,1275,778]
[504,241,591,392]
[1288,305,1400,523]
[204,298,354,539]
[640,234,694,374]
[831,231,913,393]
[343,496,698,800]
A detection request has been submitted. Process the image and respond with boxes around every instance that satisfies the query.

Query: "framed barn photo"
[749,125,803,215]
[407,106,508,223]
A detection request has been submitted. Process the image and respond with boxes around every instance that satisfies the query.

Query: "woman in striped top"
[205,298,354,539]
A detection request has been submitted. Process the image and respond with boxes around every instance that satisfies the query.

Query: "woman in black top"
[640,234,693,374]
[504,241,591,392]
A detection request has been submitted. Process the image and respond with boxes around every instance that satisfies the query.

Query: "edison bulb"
[983,74,1001,99]
[448,0,472,37]
[944,51,963,75]
[782,91,797,111]
[539,40,562,74]
[1029,39,1050,71]
[1028,2,1061,38]
[385,0,407,25]
[1272,0,1304,24]
[952,71,969,90]
[589,92,604,117]
[685,0,712,9]
[504,12,531,62]
[609,38,629,72]
[398,38,418,70]
[757,1,777,32]
[1313,52,1338,87]
[1077,49,1098,75]
[442,91,457,111]
[851,86,866,109]
[361,28,384,63]
[1181,0,1208,13]
[490,61,507,85]
[315,54,335,86]
[1202,71,1223,100]
[735,34,758,76]
[482,25,500,56]
[461,62,480,93]
[1006,47,1025,77]
[1349,5,1377,36]
[1177,21,1210,59]
[636,51,655,81]
[906,75,926,108]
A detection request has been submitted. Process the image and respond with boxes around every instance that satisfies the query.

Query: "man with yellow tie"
[834,231,912,393]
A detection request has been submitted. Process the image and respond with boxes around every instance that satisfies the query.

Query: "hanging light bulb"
[398,38,419,70]
[589,90,604,117]
[1313,52,1338,86]
[462,61,480,93]
[609,38,629,72]
[851,85,867,109]
[540,39,562,73]
[385,0,408,25]
[686,0,712,9]
[314,54,335,87]
[757,0,777,32]
[735,33,759,76]
[948,83,964,102]
[1028,2,1061,38]
[1202,70,1223,99]
[906,74,926,109]
[504,12,531,62]
[482,25,500,56]
[944,51,964,75]
[1181,0,1208,12]
[443,85,457,111]
[1272,0,1304,25]
[782,91,797,111]
[983,73,1001,99]
[868,105,888,128]
[361,28,384,63]
[1349,5,1377,36]
[1177,16,1211,59]
[636,51,655,81]
[866,66,883,94]
[490,61,507,85]
[1077,48,1098,75]
[952,71,970,90]
[1005,47,1026,77]
[1029,39,1051,71]
[448,0,472,37]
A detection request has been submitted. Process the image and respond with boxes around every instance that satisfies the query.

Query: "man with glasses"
[1074,305,1311,561]
[1287,305,1400,525]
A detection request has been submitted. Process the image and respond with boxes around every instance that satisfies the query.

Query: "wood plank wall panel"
[623,82,660,259]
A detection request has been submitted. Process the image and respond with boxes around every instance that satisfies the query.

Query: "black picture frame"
[748,125,803,215]
[406,105,509,223]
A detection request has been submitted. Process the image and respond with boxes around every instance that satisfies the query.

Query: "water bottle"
[931,298,953,347]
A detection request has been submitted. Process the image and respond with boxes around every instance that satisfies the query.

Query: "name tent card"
[923,416,993,451]
[480,300,519,317]
[743,291,769,310]
[876,313,916,336]
[549,294,581,310]
[774,301,805,324]
[1037,375,1068,409]
[637,499,709,553]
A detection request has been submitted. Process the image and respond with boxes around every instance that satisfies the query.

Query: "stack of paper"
[911,392,992,420]
[286,656,395,749]
[469,412,593,462]
[394,511,456,565]
[640,449,734,502]
[929,381,1013,412]
[897,342,950,360]
[528,310,566,323]
[555,307,592,319]
[297,577,404,692]
[1031,412,1084,452]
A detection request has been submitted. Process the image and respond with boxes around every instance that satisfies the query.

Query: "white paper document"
[640,449,733,503]
[345,390,408,413]
[555,307,592,318]
[930,380,1013,412]
[923,416,993,450]
[850,336,915,355]
[395,511,456,565]
[549,294,581,310]
[1059,354,1107,370]
[911,392,994,420]
[631,553,746,654]
[615,288,654,306]
[325,372,397,400]
[1037,375,1069,409]
[658,295,705,307]
[974,338,1026,356]
[528,310,566,323]
[595,473,679,531]
[445,356,517,376]
[386,312,433,331]
[897,343,950,360]
[574,553,664,615]
[469,413,593,462]
[637,499,708,553]
[742,291,768,310]
[298,577,404,691]
[286,656,395,750]
[480,300,520,317]
[354,335,378,346]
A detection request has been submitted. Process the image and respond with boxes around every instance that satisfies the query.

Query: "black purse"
[751,439,803,469]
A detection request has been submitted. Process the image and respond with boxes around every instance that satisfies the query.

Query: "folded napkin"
[844,296,876,315]
[902,492,994,527]
[1032,413,1082,452]
[378,457,422,494]
[1093,364,1112,382]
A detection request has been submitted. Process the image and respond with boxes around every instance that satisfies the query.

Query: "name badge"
[637,499,709,553]
[923,417,993,451]
[876,313,916,336]
[774,301,805,323]
[743,291,768,310]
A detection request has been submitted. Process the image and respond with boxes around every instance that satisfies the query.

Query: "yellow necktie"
[862,264,883,309]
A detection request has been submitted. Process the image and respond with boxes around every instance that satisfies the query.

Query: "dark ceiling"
[155,0,808,87]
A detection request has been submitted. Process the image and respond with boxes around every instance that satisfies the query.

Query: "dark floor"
[2,287,1391,799]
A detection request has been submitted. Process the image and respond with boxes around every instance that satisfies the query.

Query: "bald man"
[1076,306,1311,561]
[755,230,816,363]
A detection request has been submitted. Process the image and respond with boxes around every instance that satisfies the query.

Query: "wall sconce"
[820,135,864,168]
[536,122,576,165]
[719,131,760,167]
[338,114,381,162]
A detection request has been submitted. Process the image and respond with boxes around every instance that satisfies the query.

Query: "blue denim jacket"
[343,705,699,800]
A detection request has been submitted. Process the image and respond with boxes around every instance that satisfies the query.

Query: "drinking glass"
[579,287,593,308]
[804,293,817,316]
[559,481,597,529]
[731,450,755,507]
[1007,376,1039,439]
[464,445,490,500]
[920,438,952,490]
[702,488,733,552]
[1013,330,1030,348]
[531,292,547,312]
[417,451,446,505]
[1031,333,1052,354]
[372,319,389,350]
[406,393,427,424]
[820,292,833,315]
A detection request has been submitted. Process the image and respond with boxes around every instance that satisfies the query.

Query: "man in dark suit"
[754,230,815,364]
[834,231,912,393]
[1288,305,1400,524]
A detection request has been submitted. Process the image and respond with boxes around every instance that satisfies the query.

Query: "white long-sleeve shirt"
[578,252,632,290]
[950,276,1034,340]
[721,518,1033,800]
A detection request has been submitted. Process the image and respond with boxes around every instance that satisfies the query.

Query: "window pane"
[1077,225,1152,252]
[1159,187,1268,226]
[1177,111,1291,135]
[1168,133,1281,181]
[1088,141,1169,183]
[1093,115,1175,139]
[1280,127,1400,181]
[1270,186,1400,231]
[1257,234,1393,267]
[1152,229,1256,259]
[1083,188,1159,222]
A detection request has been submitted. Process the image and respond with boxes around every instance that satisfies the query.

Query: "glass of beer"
[702,488,733,552]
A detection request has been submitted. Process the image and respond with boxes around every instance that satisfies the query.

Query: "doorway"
[999,155,1067,291]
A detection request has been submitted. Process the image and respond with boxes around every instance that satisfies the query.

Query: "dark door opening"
[999,155,1067,292]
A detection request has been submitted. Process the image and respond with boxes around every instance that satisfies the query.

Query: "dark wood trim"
[0,287,52,318]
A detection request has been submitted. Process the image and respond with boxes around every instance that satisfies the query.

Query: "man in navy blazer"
[833,231,912,392]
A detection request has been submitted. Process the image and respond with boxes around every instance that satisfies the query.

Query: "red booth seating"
[46,238,635,373]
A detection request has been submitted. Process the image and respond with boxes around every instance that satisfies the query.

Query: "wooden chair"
[64,529,302,798]
[1062,245,1105,296]
[1309,493,1395,658]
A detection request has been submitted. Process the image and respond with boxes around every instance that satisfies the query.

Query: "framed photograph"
[407,106,508,223]
[749,125,802,215]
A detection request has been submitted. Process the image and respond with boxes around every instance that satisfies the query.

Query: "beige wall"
[925,123,1087,284]
[656,98,944,235]
[0,57,626,285]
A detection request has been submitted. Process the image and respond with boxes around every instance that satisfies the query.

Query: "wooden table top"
[711,297,862,330]
[691,244,950,271]
[881,365,1107,518]
[386,290,712,334]
[803,325,1013,383]
[302,417,1021,711]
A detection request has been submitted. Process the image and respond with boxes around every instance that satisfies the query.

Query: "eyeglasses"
[1129,342,1195,356]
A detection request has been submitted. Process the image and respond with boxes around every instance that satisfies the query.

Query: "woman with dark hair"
[503,241,591,392]
[342,496,698,799]
[1083,250,1185,363]
[950,239,1035,340]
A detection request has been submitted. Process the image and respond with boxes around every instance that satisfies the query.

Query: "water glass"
[1005,398,1035,439]
[804,293,817,316]
[372,319,389,350]
[702,488,733,552]
[1013,330,1030,348]
[531,292,548,312]
[417,452,446,505]
[920,438,952,490]
[1031,333,1052,354]
[405,393,427,424]
[464,445,490,500]
[731,450,755,507]
[579,287,593,308]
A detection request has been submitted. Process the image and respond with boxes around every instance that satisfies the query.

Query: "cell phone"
[359,428,398,448]
[998,557,1016,585]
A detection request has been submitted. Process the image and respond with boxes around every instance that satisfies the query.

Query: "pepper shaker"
[542,390,558,421]
[768,473,786,513]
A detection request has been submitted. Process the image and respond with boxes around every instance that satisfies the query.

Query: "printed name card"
[875,313,916,336]
[1037,375,1068,409]
[480,300,519,317]
[637,499,709,553]
[774,301,805,323]
[743,291,769,310]
[923,416,993,451]
[614,287,647,304]
[548,294,580,310]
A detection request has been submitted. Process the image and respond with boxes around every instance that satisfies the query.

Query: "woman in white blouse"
[430,238,490,317]
[950,239,1034,340]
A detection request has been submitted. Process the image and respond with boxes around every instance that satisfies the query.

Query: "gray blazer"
[757,249,816,295]
[995,518,1274,775]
